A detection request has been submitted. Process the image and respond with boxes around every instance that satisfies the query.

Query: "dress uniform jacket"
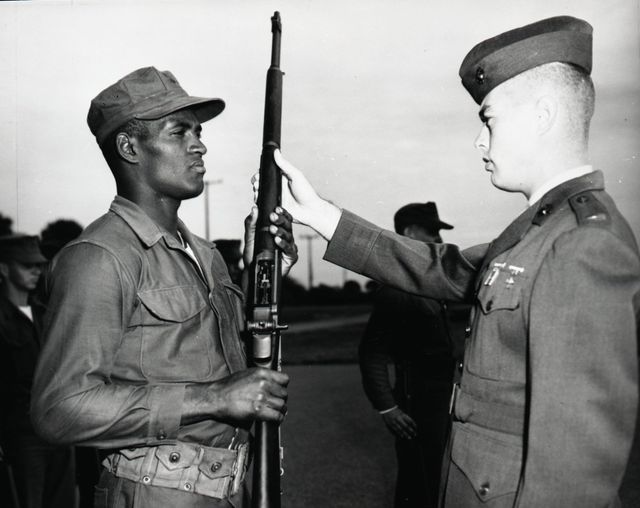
[325,171,640,507]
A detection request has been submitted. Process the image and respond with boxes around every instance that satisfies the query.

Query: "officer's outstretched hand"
[212,368,290,423]
[253,150,341,241]
[243,205,298,276]
[382,408,418,440]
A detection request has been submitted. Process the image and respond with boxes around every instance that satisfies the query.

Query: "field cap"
[0,234,48,264]
[394,202,453,234]
[459,16,593,104]
[87,66,225,145]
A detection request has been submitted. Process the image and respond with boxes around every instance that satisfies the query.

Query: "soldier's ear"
[535,95,557,135]
[115,133,138,164]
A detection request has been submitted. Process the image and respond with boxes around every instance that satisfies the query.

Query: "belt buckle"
[229,442,249,497]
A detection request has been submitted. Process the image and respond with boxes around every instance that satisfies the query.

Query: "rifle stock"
[247,11,285,508]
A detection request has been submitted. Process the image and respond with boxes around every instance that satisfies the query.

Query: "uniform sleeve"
[324,210,484,302]
[31,243,185,448]
[358,291,397,412]
[517,227,640,506]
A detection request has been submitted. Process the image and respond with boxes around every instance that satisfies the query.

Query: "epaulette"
[569,191,610,226]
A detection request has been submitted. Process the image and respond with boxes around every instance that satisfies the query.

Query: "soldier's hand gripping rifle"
[247,11,286,508]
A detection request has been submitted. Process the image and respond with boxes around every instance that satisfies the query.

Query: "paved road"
[280,363,640,507]
[281,364,395,508]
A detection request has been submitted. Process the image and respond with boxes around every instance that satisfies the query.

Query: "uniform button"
[464,326,472,338]
[142,475,151,484]
[486,300,493,311]
[157,430,167,440]
[169,452,180,463]
[184,483,192,491]
[211,461,222,472]
[479,483,490,496]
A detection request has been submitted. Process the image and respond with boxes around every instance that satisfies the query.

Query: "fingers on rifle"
[274,149,295,179]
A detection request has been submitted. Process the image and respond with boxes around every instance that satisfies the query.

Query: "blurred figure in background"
[359,202,463,508]
[0,234,76,508]
[39,219,84,262]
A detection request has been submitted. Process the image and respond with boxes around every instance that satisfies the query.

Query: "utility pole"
[300,233,318,289]
[203,179,223,240]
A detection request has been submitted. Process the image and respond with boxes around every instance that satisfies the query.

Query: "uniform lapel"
[479,204,539,276]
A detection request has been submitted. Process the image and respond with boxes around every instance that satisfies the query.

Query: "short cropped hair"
[506,62,595,141]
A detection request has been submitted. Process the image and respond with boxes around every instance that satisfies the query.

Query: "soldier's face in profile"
[474,83,538,196]
[136,110,209,202]
[3,260,42,292]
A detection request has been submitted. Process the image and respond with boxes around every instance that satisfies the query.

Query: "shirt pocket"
[477,280,521,315]
[135,286,212,381]
[450,422,522,503]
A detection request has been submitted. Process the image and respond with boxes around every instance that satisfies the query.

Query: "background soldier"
[359,202,463,508]
[0,234,76,508]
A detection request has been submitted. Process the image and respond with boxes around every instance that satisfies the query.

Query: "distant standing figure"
[359,202,460,508]
[0,234,76,508]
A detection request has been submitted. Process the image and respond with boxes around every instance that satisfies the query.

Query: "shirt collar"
[528,165,594,206]
[108,196,174,248]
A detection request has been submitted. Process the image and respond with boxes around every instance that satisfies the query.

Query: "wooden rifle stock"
[247,11,285,508]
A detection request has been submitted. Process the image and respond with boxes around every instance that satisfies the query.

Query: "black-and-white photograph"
[1,1,638,507]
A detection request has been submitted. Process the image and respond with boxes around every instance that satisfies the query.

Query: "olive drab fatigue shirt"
[31,196,249,450]
[324,171,640,507]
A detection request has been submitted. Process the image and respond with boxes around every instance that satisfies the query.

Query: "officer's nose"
[474,125,489,152]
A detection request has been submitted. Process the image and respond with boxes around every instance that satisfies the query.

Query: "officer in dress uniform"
[267,15,640,507]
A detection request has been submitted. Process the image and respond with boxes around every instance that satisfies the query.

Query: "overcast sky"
[1,0,638,288]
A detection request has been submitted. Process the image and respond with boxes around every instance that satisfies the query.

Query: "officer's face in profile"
[403,224,442,243]
[474,82,538,195]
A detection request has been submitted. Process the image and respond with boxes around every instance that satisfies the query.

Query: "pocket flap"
[155,444,198,471]
[451,424,522,502]
[138,286,206,322]
[477,286,520,314]
[119,447,148,460]
[198,448,235,479]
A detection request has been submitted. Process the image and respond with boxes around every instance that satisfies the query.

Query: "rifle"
[247,11,286,508]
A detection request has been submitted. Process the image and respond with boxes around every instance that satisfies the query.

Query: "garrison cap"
[394,202,453,234]
[88,66,225,146]
[0,234,48,264]
[459,16,593,104]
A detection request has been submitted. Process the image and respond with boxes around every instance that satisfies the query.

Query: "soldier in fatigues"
[266,15,640,507]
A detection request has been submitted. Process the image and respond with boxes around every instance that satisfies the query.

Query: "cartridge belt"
[102,440,250,500]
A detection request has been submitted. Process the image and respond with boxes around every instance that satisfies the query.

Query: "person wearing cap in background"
[30,67,298,508]
[359,202,467,508]
[266,15,640,507]
[0,234,76,508]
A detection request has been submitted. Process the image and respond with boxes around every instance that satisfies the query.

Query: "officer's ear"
[115,133,138,164]
[535,95,557,135]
